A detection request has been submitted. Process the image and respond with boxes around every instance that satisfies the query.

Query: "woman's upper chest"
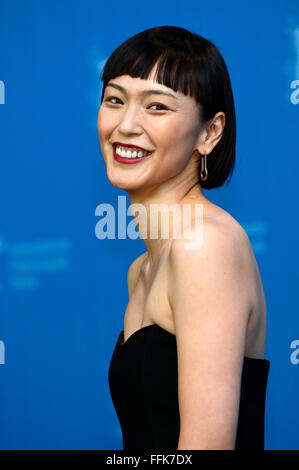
[124,245,174,334]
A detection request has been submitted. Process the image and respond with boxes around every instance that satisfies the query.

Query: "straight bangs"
[100,32,204,106]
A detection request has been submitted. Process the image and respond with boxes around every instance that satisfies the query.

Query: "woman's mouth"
[113,144,153,165]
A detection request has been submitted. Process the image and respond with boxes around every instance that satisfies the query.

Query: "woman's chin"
[106,172,141,191]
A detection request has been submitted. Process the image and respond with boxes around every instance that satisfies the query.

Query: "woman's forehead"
[106,74,196,104]
[106,61,171,91]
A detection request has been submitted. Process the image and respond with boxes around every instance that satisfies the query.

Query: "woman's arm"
[168,223,251,450]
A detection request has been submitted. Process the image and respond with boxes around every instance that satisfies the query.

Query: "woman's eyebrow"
[106,82,178,100]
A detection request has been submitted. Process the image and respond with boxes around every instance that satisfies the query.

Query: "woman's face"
[97,63,203,192]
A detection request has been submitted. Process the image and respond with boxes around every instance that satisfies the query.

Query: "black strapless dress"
[108,323,270,450]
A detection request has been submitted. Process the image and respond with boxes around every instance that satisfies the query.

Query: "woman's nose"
[117,106,143,135]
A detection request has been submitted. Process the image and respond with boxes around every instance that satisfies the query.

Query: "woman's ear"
[196,112,226,155]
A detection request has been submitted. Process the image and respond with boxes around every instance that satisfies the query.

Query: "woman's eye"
[104,96,122,104]
[104,97,167,111]
[149,103,167,111]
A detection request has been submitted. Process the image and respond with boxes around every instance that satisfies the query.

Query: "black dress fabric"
[108,323,270,450]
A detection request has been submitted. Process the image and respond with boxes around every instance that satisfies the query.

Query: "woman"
[97,26,270,450]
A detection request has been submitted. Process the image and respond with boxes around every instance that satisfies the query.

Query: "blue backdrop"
[0,0,298,450]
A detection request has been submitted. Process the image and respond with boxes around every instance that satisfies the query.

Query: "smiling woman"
[98,25,270,451]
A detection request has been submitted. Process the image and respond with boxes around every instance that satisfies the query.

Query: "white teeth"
[115,145,151,159]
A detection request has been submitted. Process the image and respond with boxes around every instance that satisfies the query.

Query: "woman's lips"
[113,146,152,165]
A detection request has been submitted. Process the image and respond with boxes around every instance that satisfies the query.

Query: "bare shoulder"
[169,215,251,278]
[127,251,148,298]
[168,216,253,323]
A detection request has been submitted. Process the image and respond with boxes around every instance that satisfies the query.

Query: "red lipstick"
[113,141,152,152]
[113,145,152,165]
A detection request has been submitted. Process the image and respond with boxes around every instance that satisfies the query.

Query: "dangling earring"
[200,151,208,181]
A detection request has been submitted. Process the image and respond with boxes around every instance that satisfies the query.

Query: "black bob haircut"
[100,25,236,190]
